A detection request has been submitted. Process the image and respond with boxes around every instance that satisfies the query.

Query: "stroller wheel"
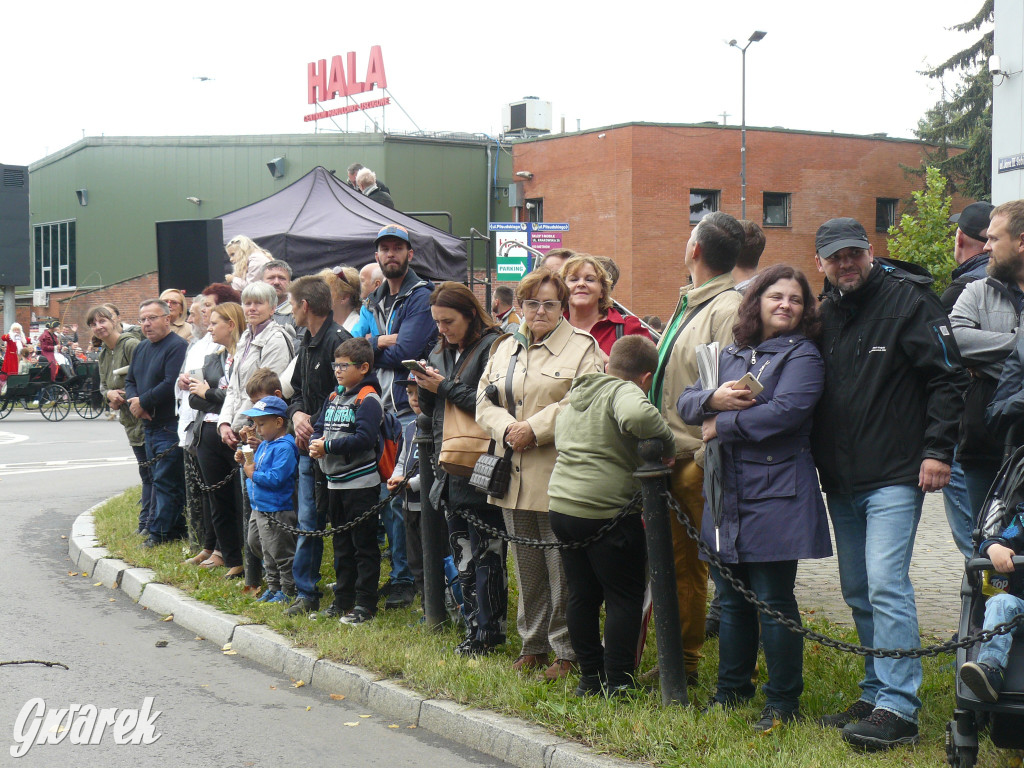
[946,720,978,768]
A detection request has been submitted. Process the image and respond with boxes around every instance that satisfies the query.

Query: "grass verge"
[94,486,1000,767]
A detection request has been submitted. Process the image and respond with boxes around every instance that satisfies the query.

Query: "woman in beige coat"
[477,269,603,680]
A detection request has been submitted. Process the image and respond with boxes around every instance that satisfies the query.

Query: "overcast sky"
[0,1,988,167]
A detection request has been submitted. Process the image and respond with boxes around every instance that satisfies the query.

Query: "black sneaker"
[818,699,873,728]
[319,601,352,620]
[384,581,415,610]
[283,597,319,617]
[454,638,497,657]
[574,673,606,697]
[340,606,374,625]
[960,661,1004,703]
[842,708,919,751]
[753,705,799,733]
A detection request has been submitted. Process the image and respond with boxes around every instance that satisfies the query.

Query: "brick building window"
[34,220,77,290]
[876,198,899,232]
[689,189,720,225]
[763,193,791,227]
[525,198,544,223]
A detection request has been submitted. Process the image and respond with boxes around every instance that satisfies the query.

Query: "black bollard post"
[634,438,688,706]
[416,413,448,630]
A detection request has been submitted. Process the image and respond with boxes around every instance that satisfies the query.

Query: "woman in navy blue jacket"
[678,265,832,731]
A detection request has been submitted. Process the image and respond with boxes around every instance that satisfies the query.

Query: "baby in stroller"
[960,503,1024,702]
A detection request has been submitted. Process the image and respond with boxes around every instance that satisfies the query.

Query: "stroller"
[947,438,1024,768]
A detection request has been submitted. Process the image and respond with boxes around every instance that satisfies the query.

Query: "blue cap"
[375,224,411,246]
[241,395,288,419]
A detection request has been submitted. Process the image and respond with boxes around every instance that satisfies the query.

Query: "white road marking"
[0,431,30,445]
[0,456,136,476]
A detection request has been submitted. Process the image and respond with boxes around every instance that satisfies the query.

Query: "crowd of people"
[61,197,1024,754]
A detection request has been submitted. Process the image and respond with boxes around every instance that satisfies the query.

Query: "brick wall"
[512,124,966,323]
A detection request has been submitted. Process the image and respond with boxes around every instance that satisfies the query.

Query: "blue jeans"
[144,425,185,538]
[828,485,924,723]
[381,411,414,586]
[131,443,155,531]
[977,592,1024,671]
[963,463,1000,543]
[943,456,974,560]
[293,454,328,601]
[711,560,803,712]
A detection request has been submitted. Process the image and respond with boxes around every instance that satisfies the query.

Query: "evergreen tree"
[914,1,993,200]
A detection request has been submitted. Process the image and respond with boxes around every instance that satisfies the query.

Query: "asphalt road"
[0,411,507,767]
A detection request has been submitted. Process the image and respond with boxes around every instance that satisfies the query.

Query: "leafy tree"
[887,166,957,293]
[914,1,993,200]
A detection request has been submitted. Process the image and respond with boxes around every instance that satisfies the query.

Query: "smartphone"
[731,372,764,396]
[402,359,429,375]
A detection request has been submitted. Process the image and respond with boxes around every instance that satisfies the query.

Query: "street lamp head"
[727,38,738,47]
[749,30,767,42]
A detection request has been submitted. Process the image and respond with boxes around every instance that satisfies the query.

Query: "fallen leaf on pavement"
[222,643,232,651]
[359,715,370,718]
[155,641,168,648]
[93,582,103,587]
[291,680,306,688]
[162,615,174,622]
[388,724,399,729]
[223,650,238,655]
[329,694,344,700]
[344,722,359,727]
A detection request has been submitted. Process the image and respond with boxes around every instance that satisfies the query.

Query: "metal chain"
[186,454,241,493]
[135,443,179,469]
[257,479,409,538]
[666,491,1024,658]
[452,491,643,549]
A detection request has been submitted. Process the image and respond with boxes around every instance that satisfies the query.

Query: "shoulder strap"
[504,349,520,419]
[355,384,377,404]
[615,323,624,340]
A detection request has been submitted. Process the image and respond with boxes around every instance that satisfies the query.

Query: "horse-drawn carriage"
[0,358,105,421]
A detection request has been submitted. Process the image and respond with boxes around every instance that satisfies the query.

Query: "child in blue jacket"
[236,396,298,603]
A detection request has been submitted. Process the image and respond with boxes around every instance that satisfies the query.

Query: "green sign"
[496,256,529,282]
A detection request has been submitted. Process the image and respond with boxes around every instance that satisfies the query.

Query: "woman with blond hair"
[160,288,192,341]
[225,235,273,292]
[189,302,248,577]
[317,266,362,333]
[477,269,604,679]
[561,254,649,357]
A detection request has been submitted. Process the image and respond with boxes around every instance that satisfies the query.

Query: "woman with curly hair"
[677,264,831,732]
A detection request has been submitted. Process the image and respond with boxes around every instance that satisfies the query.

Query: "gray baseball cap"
[815,218,870,259]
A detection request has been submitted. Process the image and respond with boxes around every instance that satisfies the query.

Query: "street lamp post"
[729,30,766,220]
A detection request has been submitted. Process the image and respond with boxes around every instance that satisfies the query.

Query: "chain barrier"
[185,454,240,494]
[257,478,410,537]
[135,443,179,469]
[667,491,1024,658]
[452,491,643,550]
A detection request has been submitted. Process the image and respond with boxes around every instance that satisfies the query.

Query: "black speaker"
[0,164,30,286]
[155,219,224,296]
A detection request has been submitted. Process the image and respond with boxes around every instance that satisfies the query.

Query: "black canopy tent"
[217,166,467,282]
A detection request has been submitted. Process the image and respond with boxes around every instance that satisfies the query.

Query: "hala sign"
[305,46,389,123]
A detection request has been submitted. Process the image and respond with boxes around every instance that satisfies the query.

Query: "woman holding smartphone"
[677,265,831,732]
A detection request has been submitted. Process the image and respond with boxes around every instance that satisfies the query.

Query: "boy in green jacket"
[549,335,675,696]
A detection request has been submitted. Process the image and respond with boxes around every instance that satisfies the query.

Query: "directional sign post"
[488,222,570,283]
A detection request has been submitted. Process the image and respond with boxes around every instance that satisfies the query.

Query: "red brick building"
[510,122,963,323]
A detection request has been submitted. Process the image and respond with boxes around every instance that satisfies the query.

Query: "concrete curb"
[72,505,647,768]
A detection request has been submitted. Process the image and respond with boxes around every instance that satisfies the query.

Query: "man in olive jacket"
[649,211,744,684]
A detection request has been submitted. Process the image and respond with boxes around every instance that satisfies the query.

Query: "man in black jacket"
[285,275,352,615]
[811,218,967,751]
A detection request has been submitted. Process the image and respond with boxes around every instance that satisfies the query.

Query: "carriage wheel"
[39,384,71,421]
[74,389,105,420]
[0,397,12,420]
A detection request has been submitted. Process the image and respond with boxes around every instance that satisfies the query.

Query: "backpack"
[356,385,402,479]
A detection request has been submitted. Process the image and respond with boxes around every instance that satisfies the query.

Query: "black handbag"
[469,348,519,498]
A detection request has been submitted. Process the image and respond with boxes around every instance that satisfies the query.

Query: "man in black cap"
[942,201,996,311]
[811,218,966,751]
[938,201,995,560]
[950,199,1024,528]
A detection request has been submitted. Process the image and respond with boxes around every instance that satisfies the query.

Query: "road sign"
[488,222,570,282]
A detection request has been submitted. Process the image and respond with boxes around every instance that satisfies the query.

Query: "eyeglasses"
[139,314,168,324]
[331,362,353,371]
[165,300,183,307]
[521,300,562,314]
